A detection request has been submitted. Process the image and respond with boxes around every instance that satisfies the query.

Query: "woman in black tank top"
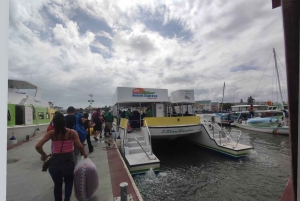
[82,113,94,153]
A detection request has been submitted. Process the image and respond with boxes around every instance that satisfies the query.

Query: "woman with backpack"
[35,112,87,201]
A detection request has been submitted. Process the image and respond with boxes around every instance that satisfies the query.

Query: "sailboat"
[232,48,289,135]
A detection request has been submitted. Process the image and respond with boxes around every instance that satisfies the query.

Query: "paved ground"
[7,134,116,201]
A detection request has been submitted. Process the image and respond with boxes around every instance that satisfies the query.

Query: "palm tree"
[247,96,255,104]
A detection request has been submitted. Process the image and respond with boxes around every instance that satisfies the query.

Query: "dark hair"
[67,106,75,113]
[96,108,100,112]
[83,113,89,119]
[52,112,66,136]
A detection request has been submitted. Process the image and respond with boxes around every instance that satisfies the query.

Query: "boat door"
[24,106,33,125]
[156,103,164,117]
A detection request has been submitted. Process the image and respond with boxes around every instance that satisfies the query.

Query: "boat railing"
[222,128,243,147]
[202,117,243,147]
[134,137,156,160]
[143,120,153,155]
[202,118,226,144]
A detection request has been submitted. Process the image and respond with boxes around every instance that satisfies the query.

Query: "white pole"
[273,48,284,109]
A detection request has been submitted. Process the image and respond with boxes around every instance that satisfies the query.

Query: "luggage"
[74,158,99,201]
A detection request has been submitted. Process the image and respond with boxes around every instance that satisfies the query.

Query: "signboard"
[112,87,169,105]
[25,106,33,125]
[170,89,195,104]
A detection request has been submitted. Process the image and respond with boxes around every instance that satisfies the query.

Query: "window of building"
[7,110,11,121]
[38,112,44,119]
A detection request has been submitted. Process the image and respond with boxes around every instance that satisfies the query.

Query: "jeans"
[49,153,75,201]
[86,132,93,152]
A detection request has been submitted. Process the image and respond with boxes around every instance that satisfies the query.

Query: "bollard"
[26,135,29,141]
[120,182,128,201]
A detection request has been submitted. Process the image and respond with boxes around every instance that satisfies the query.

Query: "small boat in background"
[7,79,55,145]
[231,49,290,135]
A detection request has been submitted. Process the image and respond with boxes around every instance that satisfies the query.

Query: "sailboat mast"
[273,48,284,109]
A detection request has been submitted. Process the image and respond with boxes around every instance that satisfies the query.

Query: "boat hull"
[7,124,48,145]
[185,124,253,157]
[127,160,160,176]
[149,124,201,139]
[233,122,289,135]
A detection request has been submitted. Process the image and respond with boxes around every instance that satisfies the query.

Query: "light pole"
[89,94,94,113]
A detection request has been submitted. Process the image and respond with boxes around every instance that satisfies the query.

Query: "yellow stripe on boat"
[48,108,56,119]
[120,118,129,129]
[144,116,201,126]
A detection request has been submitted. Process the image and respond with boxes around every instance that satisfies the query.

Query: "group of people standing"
[91,108,114,142]
[35,106,114,201]
[118,107,153,128]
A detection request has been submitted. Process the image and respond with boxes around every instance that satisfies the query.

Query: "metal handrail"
[143,120,153,155]
[203,117,242,146]
[134,138,156,160]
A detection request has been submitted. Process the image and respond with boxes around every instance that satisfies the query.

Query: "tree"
[219,103,234,111]
[240,99,243,103]
[247,96,255,104]
[101,105,111,113]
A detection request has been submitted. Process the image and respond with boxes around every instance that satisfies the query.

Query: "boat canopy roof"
[8,79,45,99]
[8,79,38,90]
[231,104,267,108]
[169,89,195,105]
[112,87,169,107]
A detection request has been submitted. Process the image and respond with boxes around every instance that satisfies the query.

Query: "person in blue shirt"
[75,108,83,119]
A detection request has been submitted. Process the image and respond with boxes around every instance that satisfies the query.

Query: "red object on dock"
[280,176,294,201]
[107,140,141,200]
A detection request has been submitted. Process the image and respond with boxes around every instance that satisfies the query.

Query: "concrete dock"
[7,133,143,201]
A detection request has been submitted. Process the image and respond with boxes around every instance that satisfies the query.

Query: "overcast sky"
[8,0,287,108]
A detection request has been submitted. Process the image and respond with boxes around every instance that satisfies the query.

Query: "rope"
[253,52,273,97]
[276,53,286,70]
[101,140,118,150]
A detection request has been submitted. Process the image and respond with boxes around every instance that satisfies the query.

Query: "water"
[133,129,291,201]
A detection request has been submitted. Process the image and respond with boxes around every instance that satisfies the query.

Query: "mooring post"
[120,182,128,201]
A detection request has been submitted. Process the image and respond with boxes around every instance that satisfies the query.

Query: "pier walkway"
[7,133,143,201]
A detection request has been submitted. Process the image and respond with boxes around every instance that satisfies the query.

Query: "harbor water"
[133,128,291,201]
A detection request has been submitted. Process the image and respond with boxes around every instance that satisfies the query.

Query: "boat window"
[38,112,44,119]
[7,110,11,121]
[46,112,49,119]
[33,109,36,120]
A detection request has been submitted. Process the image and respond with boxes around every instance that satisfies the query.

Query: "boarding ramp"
[116,118,159,175]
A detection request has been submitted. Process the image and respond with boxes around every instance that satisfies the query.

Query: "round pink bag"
[74,158,99,201]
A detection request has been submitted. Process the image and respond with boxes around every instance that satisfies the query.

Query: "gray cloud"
[230,64,259,72]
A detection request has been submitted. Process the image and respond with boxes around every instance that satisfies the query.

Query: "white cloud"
[8,0,287,108]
